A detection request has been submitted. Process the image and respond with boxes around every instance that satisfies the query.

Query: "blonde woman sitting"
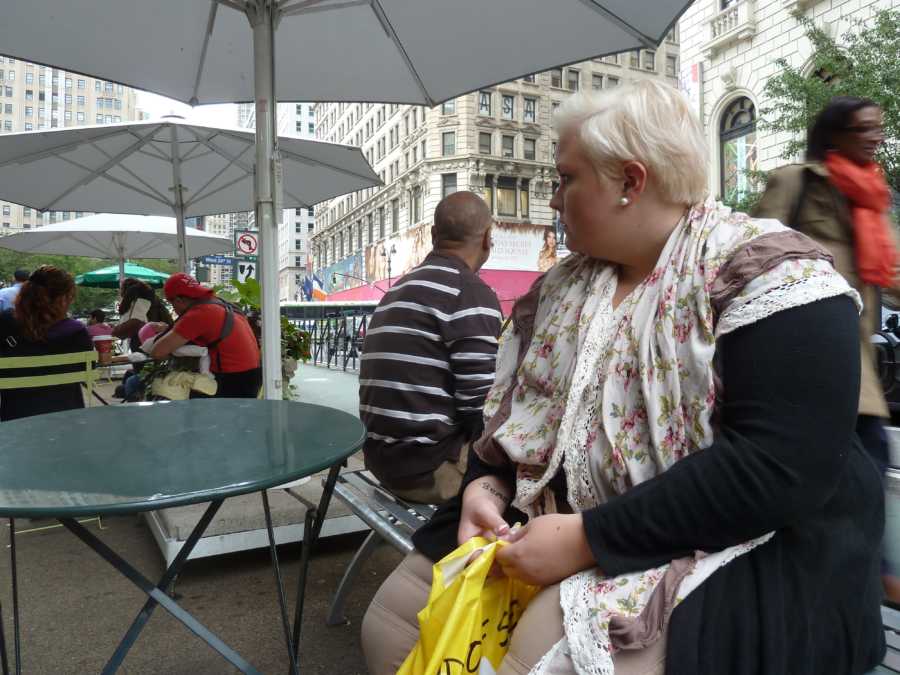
[361,81,884,675]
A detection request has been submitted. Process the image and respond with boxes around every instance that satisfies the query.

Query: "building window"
[551,141,558,160]
[442,131,456,156]
[95,81,101,92]
[64,111,72,121]
[378,205,386,238]
[76,112,85,122]
[592,74,603,90]
[357,221,363,249]
[64,94,72,105]
[643,50,656,71]
[501,95,514,120]
[630,51,640,68]
[3,121,11,131]
[6,71,14,82]
[479,132,492,155]
[24,123,32,131]
[523,97,536,123]
[523,74,535,83]
[65,78,72,89]
[2,206,9,216]
[367,213,374,243]
[666,55,678,77]
[550,68,562,88]
[666,26,679,43]
[77,79,85,89]
[478,91,492,116]
[105,82,114,93]
[523,138,536,161]
[24,106,32,117]
[607,76,620,88]
[520,180,530,217]
[497,177,517,217]
[441,173,457,198]
[566,69,580,91]
[391,198,400,233]
[441,100,455,115]
[719,97,757,204]
[501,135,514,159]
[7,87,14,97]
[603,54,619,65]
[410,187,422,224]
[25,73,33,85]
[483,176,494,213]
[97,114,104,124]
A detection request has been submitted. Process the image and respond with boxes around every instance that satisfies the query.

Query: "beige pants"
[389,448,469,505]
[361,553,667,675]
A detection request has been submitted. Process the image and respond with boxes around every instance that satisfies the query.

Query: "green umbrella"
[75,262,169,289]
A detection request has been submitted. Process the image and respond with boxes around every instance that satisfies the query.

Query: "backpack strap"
[176,299,235,371]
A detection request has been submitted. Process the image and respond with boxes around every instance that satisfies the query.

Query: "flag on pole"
[311,274,327,301]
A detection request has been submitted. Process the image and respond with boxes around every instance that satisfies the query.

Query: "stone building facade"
[310,39,680,300]
[677,0,900,203]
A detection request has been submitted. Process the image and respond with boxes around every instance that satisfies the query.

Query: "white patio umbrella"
[0,214,232,284]
[0,0,692,400]
[0,118,379,273]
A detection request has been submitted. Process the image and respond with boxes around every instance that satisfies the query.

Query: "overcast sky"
[136,91,241,129]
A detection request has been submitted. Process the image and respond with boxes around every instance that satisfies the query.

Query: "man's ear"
[431,225,438,247]
[482,225,493,251]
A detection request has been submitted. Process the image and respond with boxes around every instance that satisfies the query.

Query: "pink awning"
[327,269,540,316]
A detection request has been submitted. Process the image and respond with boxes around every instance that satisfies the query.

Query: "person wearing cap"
[149,272,261,398]
[0,269,30,313]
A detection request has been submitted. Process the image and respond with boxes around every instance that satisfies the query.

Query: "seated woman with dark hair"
[0,265,93,421]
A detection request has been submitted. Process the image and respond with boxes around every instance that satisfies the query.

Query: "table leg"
[291,462,343,666]
[8,518,20,675]
[261,491,300,675]
[60,502,262,675]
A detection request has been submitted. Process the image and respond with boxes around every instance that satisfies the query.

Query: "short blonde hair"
[553,80,708,205]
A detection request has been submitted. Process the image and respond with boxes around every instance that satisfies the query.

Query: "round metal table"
[0,399,365,675]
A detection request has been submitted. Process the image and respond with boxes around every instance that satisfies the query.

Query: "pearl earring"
[618,196,630,206]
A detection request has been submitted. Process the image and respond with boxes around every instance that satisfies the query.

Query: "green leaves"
[760,9,900,192]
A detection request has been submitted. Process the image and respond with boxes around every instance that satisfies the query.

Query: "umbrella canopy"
[76,262,169,289]
[0,214,230,259]
[0,0,692,402]
[0,1,689,107]
[0,118,380,271]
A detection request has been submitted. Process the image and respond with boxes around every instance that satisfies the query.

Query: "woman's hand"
[457,476,512,546]
[495,513,596,586]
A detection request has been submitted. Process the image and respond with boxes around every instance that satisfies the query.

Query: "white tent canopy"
[1,0,690,107]
[0,214,231,260]
[0,214,234,284]
[0,118,380,270]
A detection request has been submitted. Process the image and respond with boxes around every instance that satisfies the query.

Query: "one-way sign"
[235,259,257,283]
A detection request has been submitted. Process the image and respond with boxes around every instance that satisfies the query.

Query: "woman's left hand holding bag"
[495,513,596,586]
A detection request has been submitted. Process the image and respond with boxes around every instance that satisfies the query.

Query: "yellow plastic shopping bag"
[397,536,540,675]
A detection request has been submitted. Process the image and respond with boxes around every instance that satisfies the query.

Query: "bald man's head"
[432,191,493,247]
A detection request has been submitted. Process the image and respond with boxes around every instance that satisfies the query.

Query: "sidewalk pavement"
[0,363,399,674]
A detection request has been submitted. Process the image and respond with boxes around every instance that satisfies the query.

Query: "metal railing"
[288,311,372,372]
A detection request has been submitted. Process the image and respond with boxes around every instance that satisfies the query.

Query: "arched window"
[719,96,757,204]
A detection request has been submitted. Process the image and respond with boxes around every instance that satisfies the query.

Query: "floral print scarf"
[479,200,859,675]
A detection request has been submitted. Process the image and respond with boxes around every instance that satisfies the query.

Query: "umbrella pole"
[172,124,189,273]
[251,1,283,401]
[118,257,126,291]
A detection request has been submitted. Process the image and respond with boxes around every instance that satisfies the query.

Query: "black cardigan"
[412,296,885,675]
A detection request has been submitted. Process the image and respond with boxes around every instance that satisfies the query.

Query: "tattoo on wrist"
[480,481,510,504]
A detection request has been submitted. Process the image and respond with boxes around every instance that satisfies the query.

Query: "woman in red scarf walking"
[754,96,900,601]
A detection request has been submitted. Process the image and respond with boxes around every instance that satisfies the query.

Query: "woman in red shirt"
[150,273,261,398]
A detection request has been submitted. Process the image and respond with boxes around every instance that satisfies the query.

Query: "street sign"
[199,254,237,266]
[235,230,259,256]
[235,258,258,283]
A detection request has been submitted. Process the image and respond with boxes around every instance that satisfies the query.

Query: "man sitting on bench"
[359,191,502,504]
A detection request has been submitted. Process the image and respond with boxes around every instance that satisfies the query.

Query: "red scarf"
[825,152,896,287]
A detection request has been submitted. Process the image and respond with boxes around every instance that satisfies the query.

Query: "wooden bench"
[870,605,900,674]
[326,469,435,625]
